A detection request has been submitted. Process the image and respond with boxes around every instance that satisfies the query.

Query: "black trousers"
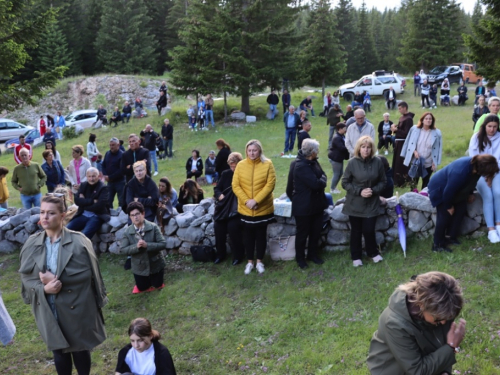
[348,216,379,260]
[433,200,467,246]
[458,95,467,105]
[187,170,202,179]
[214,216,244,260]
[243,222,268,261]
[295,213,323,262]
[133,270,164,291]
[413,167,433,189]
[421,94,430,107]
[386,99,396,109]
[53,349,91,375]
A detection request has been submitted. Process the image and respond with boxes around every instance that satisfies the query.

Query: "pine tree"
[334,0,358,80]
[354,2,379,75]
[144,0,173,75]
[300,0,346,97]
[471,0,484,26]
[398,0,462,71]
[95,0,158,74]
[37,21,72,75]
[82,0,104,74]
[464,0,500,81]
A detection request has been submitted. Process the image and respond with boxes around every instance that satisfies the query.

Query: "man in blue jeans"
[11,148,46,208]
[205,94,216,129]
[67,167,111,239]
[143,124,160,176]
[102,137,125,209]
[267,90,280,120]
[282,106,300,157]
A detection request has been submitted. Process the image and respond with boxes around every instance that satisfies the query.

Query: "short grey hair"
[354,108,366,117]
[488,96,500,106]
[86,167,99,175]
[289,105,295,110]
[301,138,319,157]
[383,112,390,118]
[110,137,119,143]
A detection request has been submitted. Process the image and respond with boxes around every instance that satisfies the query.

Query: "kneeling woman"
[120,202,167,294]
[115,317,176,375]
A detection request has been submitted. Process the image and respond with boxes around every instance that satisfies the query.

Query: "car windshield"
[429,66,447,74]
[65,114,73,121]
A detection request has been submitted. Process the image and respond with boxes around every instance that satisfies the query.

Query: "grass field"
[1,83,500,374]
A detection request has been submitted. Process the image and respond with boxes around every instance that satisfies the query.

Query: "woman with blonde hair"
[368,272,466,375]
[125,160,159,222]
[342,136,386,267]
[67,145,92,194]
[232,140,276,274]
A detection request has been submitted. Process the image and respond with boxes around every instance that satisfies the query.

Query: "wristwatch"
[448,343,460,353]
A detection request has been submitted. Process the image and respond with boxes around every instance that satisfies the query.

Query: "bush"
[93,94,108,109]
[62,126,80,139]
[139,81,148,88]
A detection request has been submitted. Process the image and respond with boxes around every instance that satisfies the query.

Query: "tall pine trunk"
[241,88,250,113]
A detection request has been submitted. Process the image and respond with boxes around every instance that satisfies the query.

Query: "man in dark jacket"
[286,139,328,269]
[384,86,397,110]
[297,120,311,150]
[42,128,56,147]
[156,91,167,116]
[457,82,468,106]
[110,106,122,127]
[267,90,280,120]
[391,101,415,187]
[327,104,344,144]
[121,134,151,182]
[97,105,107,124]
[122,101,132,123]
[143,124,160,176]
[102,137,125,208]
[161,118,173,159]
[282,106,301,156]
[67,167,110,239]
[282,89,291,114]
[205,150,217,184]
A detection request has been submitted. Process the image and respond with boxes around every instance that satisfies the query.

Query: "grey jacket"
[400,126,442,167]
[120,220,166,276]
[345,121,376,157]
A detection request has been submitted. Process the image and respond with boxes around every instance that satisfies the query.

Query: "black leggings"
[243,222,268,261]
[421,94,430,107]
[53,349,91,375]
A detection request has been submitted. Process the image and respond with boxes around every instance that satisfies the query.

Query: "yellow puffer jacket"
[232,157,276,217]
[0,176,9,204]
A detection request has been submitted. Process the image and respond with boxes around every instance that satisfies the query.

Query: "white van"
[339,72,404,102]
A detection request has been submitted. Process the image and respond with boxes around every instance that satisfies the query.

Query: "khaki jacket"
[0,176,9,203]
[232,157,276,217]
[19,228,108,352]
[120,220,166,276]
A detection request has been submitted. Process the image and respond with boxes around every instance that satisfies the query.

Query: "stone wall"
[0,193,487,255]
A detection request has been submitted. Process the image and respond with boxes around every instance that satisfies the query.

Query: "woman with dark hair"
[214,152,244,265]
[41,150,65,193]
[185,150,203,179]
[469,114,500,243]
[87,133,99,168]
[401,112,443,189]
[368,271,466,375]
[176,180,204,213]
[120,201,166,294]
[156,177,178,231]
[19,194,108,375]
[115,317,176,375]
[429,155,499,251]
[472,95,489,127]
[45,141,62,163]
[232,139,276,275]
[68,145,92,195]
[342,136,386,267]
[214,139,231,175]
[125,161,159,222]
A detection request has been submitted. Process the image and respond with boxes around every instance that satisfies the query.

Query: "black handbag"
[190,238,216,262]
[213,187,238,222]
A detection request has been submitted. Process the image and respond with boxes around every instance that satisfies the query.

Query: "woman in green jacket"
[367,271,466,375]
[120,201,167,294]
[341,136,386,267]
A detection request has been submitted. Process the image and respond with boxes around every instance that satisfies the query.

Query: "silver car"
[65,109,98,129]
[0,119,34,141]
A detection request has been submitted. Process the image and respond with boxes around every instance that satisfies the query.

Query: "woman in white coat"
[67,145,92,194]
[400,112,442,189]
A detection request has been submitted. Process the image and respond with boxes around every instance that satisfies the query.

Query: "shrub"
[62,126,80,139]
[93,93,108,109]
[139,81,148,88]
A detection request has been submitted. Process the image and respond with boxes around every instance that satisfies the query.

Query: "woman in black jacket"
[286,138,328,269]
[328,122,349,195]
[125,160,159,222]
[213,152,244,265]
[176,179,204,213]
[377,113,394,154]
[214,139,231,175]
[185,150,203,179]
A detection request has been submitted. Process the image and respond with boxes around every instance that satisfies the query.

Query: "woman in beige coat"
[19,194,108,375]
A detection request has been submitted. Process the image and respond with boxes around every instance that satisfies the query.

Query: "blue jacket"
[428,157,478,209]
[283,112,300,129]
[41,160,65,190]
[102,149,124,183]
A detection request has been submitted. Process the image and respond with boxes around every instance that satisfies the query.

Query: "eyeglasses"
[130,213,142,218]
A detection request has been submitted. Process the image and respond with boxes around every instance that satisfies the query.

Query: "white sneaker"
[384,150,388,155]
[331,189,341,194]
[244,263,254,275]
[434,106,437,109]
[353,259,363,267]
[256,262,265,274]
[422,106,425,109]
[153,171,158,176]
[488,230,500,243]
[372,255,384,263]
[496,225,500,237]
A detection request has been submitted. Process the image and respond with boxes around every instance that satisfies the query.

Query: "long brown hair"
[128,318,161,341]
[180,179,203,201]
[476,115,499,152]
[216,138,230,149]
[416,112,436,129]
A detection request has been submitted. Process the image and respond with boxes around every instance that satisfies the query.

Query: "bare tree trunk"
[224,91,227,123]
[241,93,250,114]
[322,78,325,99]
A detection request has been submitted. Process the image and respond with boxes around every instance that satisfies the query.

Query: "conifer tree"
[334,0,358,80]
[144,0,174,75]
[37,21,72,75]
[82,0,104,74]
[354,2,379,75]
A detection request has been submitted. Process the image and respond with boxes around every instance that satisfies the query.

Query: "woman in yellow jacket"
[232,139,276,275]
[0,167,9,209]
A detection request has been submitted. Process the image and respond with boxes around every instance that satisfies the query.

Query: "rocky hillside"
[4,75,167,126]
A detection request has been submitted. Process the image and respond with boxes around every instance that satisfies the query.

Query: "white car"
[339,72,404,102]
[65,109,98,129]
[0,119,34,141]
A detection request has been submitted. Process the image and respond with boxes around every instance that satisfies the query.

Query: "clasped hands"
[245,199,258,210]
[361,188,373,198]
[39,270,61,294]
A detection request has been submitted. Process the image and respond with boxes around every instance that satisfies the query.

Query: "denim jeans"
[299,105,315,116]
[67,215,103,240]
[122,113,131,123]
[329,159,344,190]
[163,139,173,158]
[476,173,500,228]
[20,193,42,209]
[0,202,7,209]
[188,117,196,129]
[149,150,158,172]
[205,110,215,127]
[284,128,297,153]
[269,104,277,119]
[206,173,218,184]
[107,180,125,209]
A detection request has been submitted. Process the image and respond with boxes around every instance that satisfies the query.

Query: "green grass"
[1,83,500,374]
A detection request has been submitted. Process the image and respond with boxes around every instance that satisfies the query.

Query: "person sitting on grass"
[120,201,167,294]
[205,150,218,185]
[185,150,203,180]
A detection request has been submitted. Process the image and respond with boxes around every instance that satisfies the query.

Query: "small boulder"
[327,230,349,245]
[108,241,121,254]
[176,227,204,243]
[199,198,213,210]
[460,216,480,235]
[408,210,428,232]
[0,240,16,254]
[9,210,31,227]
[399,192,434,213]
[246,116,257,123]
[99,233,115,243]
[29,214,40,224]
[230,112,246,121]
[193,205,206,217]
[375,215,390,231]
[164,220,178,236]
[30,207,41,215]
[165,236,181,249]
[330,205,349,222]
[175,212,195,228]
[191,214,212,227]
[24,222,39,234]
[15,229,29,244]
[182,204,198,213]
[114,225,128,241]
[205,222,215,236]
[466,192,483,218]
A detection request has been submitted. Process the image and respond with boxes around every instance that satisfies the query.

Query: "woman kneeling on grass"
[115,317,176,375]
[120,201,167,294]
[367,272,466,375]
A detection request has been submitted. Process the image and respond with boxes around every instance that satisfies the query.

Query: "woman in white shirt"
[67,145,92,194]
[115,318,176,375]
[87,133,100,168]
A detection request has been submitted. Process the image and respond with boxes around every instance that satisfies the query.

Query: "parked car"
[427,65,462,85]
[0,119,34,142]
[5,129,42,149]
[65,109,98,129]
[339,71,404,102]
[454,63,482,84]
